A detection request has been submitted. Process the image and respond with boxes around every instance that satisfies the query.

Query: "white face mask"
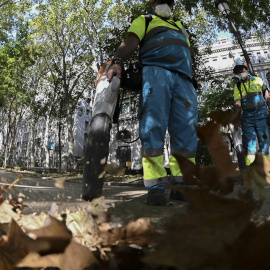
[240,72,248,80]
[155,4,172,18]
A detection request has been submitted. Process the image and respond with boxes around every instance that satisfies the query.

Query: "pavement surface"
[0,169,187,230]
[2,169,270,231]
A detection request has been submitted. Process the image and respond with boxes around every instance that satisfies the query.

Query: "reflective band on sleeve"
[140,38,190,54]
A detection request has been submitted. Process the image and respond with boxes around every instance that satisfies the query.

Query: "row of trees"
[0,0,269,171]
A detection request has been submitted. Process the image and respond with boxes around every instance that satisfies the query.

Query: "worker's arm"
[233,100,241,112]
[107,33,140,82]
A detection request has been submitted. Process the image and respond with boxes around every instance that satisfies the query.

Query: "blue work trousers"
[138,66,198,158]
[242,106,269,155]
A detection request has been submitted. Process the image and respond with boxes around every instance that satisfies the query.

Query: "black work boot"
[146,188,166,206]
[169,189,187,202]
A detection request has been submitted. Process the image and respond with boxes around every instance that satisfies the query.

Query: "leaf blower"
[228,123,247,171]
[82,61,120,201]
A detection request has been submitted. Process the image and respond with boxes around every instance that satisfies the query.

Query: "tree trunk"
[3,143,8,169]
[44,116,50,168]
[29,121,35,168]
[67,113,74,171]
[58,121,62,173]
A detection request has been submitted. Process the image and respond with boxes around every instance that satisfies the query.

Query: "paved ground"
[2,169,270,231]
[0,169,188,230]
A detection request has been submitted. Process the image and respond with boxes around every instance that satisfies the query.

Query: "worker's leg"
[242,116,257,165]
[168,72,198,200]
[256,115,269,158]
[139,66,173,205]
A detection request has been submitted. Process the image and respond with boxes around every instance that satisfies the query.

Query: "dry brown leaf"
[172,155,234,195]
[91,196,111,224]
[9,197,27,213]
[97,224,125,246]
[196,121,237,185]
[0,223,9,237]
[0,219,31,270]
[55,177,66,189]
[124,218,160,245]
[0,200,20,223]
[96,218,160,247]
[17,240,99,270]
[17,252,64,269]
[208,109,241,127]
[228,222,270,270]
[66,207,99,247]
[105,162,125,176]
[144,188,254,270]
[1,177,8,184]
[242,154,270,201]
[29,215,72,239]
[18,212,47,231]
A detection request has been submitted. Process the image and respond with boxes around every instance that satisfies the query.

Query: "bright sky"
[217,30,233,40]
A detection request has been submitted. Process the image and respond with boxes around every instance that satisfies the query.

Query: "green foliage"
[0,21,35,108]
[199,80,235,125]
[31,0,96,120]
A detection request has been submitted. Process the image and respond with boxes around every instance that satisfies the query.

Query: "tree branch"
[0,0,11,8]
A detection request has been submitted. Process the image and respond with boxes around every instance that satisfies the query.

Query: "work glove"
[107,58,124,83]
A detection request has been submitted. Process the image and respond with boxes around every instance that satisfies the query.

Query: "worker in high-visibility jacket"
[233,61,270,166]
[107,0,198,205]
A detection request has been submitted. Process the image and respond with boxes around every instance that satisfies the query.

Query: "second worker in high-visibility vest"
[107,0,198,205]
[233,60,270,166]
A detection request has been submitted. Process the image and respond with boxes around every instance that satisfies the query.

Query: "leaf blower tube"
[82,61,120,201]
[228,123,247,171]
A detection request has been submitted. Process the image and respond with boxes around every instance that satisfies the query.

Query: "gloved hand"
[107,59,124,82]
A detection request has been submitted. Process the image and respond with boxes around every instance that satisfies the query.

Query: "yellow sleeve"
[234,85,241,101]
[257,77,264,88]
[127,15,146,42]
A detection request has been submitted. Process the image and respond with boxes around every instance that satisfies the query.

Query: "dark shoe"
[146,188,166,206]
[169,189,187,202]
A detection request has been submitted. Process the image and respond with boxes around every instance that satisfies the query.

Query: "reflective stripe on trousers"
[143,155,196,188]
[246,154,270,166]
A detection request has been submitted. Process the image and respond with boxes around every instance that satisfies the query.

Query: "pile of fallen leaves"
[1,110,270,270]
